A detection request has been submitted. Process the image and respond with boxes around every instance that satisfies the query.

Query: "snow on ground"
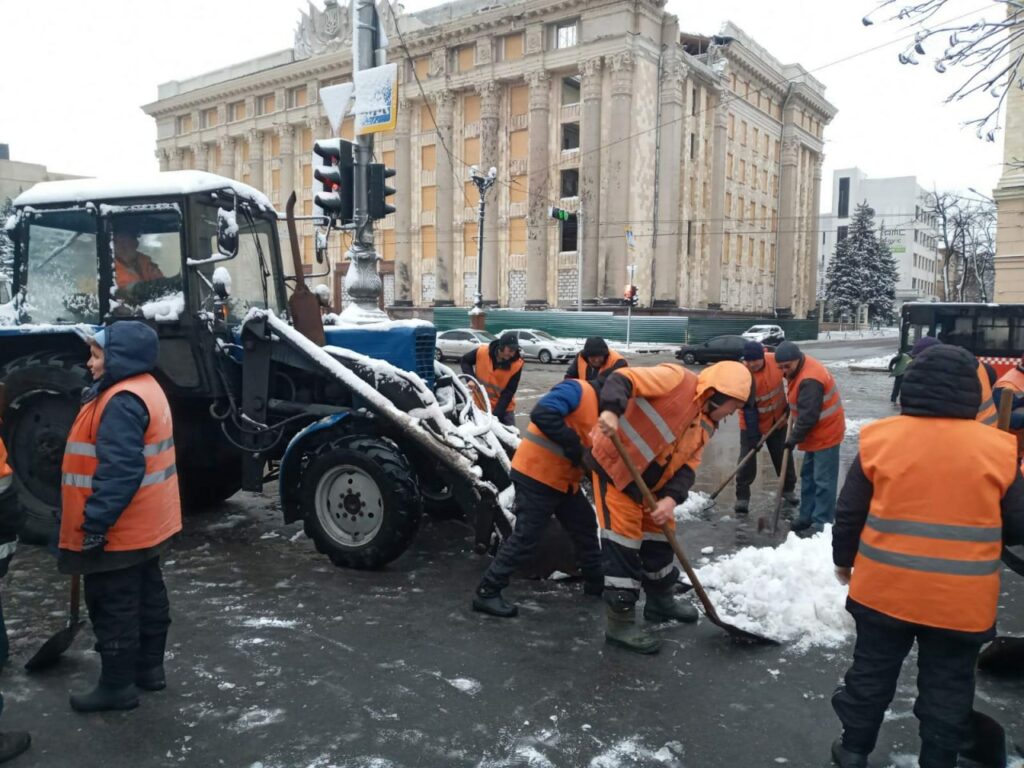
[829,355,892,371]
[815,327,898,342]
[695,526,854,651]
[675,491,712,521]
[588,740,684,767]
[844,418,876,439]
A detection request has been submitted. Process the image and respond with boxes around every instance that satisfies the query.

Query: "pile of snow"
[695,526,854,650]
[816,328,898,342]
[140,291,184,322]
[829,355,892,371]
[844,418,875,440]
[675,491,711,521]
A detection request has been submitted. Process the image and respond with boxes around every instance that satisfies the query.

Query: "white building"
[818,167,939,310]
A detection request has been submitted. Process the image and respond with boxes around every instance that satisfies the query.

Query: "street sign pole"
[626,263,636,349]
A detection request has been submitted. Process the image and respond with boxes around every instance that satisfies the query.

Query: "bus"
[900,302,1024,377]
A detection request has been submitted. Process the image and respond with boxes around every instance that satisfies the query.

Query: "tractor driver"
[113,229,165,290]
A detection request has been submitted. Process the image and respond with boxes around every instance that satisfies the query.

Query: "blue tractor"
[1,171,514,568]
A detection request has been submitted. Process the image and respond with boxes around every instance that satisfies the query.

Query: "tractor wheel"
[0,353,90,544]
[418,470,461,520]
[300,435,421,570]
[178,461,243,511]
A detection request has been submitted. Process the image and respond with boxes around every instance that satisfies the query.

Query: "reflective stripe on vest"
[475,345,522,411]
[740,353,787,431]
[851,416,1017,633]
[787,356,845,452]
[510,381,598,492]
[977,365,998,426]
[59,374,182,553]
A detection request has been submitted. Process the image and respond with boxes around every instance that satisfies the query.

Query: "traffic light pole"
[626,263,635,349]
[342,0,386,321]
[469,167,496,330]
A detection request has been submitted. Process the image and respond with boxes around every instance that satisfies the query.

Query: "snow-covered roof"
[13,171,275,212]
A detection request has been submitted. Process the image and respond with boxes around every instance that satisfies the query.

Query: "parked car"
[435,328,497,361]
[675,334,747,365]
[741,324,785,346]
[503,329,579,364]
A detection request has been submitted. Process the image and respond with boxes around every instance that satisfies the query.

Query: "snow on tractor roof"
[13,171,275,211]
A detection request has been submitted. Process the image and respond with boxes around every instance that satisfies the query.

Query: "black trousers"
[890,375,904,403]
[832,611,983,767]
[735,427,796,501]
[479,479,602,592]
[83,556,171,687]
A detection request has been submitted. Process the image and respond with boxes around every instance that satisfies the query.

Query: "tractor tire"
[178,462,243,511]
[0,353,90,544]
[300,435,421,570]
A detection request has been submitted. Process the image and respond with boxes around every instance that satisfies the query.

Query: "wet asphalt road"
[2,336,1022,768]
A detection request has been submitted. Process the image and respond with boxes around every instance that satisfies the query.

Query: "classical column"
[706,97,728,309]
[247,129,264,191]
[193,143,209,173]
[775,135,799,317]
[277,124,295,200]
[806,156,824,315]
[168,148,183,171]
[579,57,603,304]
[393,98,414,306]
[218,137,235,179]
[155,148,169,172]
[994,3,1024,300]
[433,91,456,306]
[600,53,633,302]
[526,69,551,307]
[653,55,685,307]
[478,82,501,306]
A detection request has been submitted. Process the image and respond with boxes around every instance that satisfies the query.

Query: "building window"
[413,56,430,80]
[726,153,733,180]
[686,221,694,256]
[691,87,698,116]
[455,45,475,73]
[552,19,578,49]
[421,144,436,171]
[510,130,528,160]
[560,169,579,198]
[175,114,193,134]
[421,186,436,213]
[500,33,524,61]
[510,85,529,118]
[728,114,735,139]
[287,86,308,108]
[740,121,748,146]
[229,101,246,122]
[725,192,733,217]
[200,108,218,129]
[562,122,580,151]
[560,217,577,252]
[837,225,849,242]
[689,133,696,160]
[257,93,276,115]
[837,177,850,218]
[561,76,581,105]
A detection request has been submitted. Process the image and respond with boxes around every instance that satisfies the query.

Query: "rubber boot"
[70,682,140,713]
[733,499,749,515]
[918,742,957,768]
[0,732,30,764]
[472,588,518,618]
[605,606,660,654]
[830,738,868,768]
[582,570,604,597]
[643,589,698,624]
[136,633,167,692]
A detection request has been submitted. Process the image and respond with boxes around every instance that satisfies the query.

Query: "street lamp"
[469,165,498,318]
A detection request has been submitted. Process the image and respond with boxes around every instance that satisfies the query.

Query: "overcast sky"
[0,0,1009,207]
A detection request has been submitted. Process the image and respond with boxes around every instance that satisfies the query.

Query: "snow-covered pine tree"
[866,216,899,324]
[825,201,897,324]
[825,207,869,321]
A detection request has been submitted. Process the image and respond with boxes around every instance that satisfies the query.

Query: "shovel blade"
[24,620,86,673]
[709,616,779,645]
[977,636,1024,676]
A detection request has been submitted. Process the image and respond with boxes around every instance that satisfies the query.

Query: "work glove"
[564,444,584,468]
[80,532,107,554]
[784,437,799,452]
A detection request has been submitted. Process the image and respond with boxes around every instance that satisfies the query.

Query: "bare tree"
[864,1,1024,145]
[921,190,997,301]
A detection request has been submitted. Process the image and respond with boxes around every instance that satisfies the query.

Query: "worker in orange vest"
[460,332,523,426]
[734,340,796,514]
[564,336,627,382]
[472,376,604,617]
[993,354,1024,453]
[588,361,752,654]
[830,344,1024,768]
[773,341,845,538]
[908,336,997,427]
[60,321,181,713]
[113,228,165,289]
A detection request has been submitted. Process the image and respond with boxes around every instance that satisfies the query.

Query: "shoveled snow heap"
[695,526,854,651]
[674,491,711,521]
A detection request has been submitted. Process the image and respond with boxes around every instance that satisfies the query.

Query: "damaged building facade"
[143,0,835,317]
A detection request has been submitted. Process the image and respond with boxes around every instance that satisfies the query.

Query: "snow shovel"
[608,431,778,645]
[25,575,86,672]
[285,191,326,347]
[758,421,794,536]
[703,414,788,512]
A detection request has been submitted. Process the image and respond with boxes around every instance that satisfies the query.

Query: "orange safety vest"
[995,367,1024,394]
[474,345,524,412]
[786,355,845,452]
[976,363,997,427]
[511,381,598,492]
[574,349,626,381]
[115,253,164,287]
[739,352,787,433]
[589,365,707,491]
[0,438,11,483]
[60,374,181,552]
[852,416,1017,632]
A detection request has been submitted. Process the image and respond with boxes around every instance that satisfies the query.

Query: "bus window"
[976,311,1011,354]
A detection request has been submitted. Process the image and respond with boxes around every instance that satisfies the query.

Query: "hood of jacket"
[488,338,521,369]
[696,360,753,405]
[900,343,979,419]
[97,321,159,392]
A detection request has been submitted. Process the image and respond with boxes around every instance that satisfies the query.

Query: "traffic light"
[368,163,396,220]
[624,284,638,306]
[313,138,354,225]
[548,206,577,222]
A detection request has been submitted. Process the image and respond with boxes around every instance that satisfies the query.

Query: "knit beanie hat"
[773,340,803,364]
[741,340,764,361]
[910,336,940,357]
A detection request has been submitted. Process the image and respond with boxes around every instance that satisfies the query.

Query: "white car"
[504,329,579,364]
[741,324,785,346]
[435,328,496,361]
